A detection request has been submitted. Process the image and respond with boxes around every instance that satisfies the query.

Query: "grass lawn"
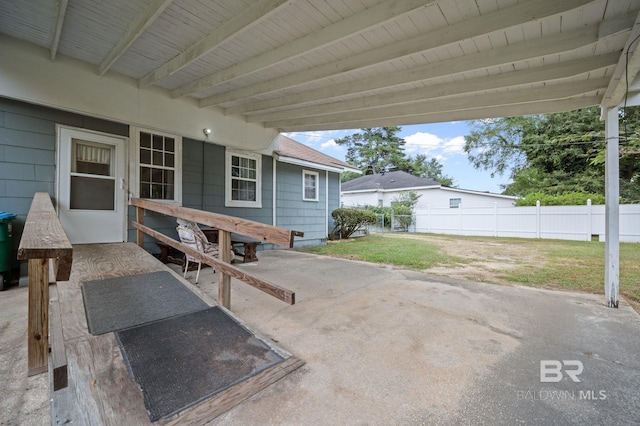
[303,234,640,306]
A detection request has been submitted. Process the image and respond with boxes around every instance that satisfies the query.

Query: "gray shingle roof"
[276,135,356,171]
[341,171,440,191]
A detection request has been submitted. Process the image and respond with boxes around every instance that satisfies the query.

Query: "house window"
[138,131,180,201]
[303,170,319,201]
[225,150,262,207]
[450,198,461,208]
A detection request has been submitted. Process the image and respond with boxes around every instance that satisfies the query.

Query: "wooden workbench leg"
[28,258,49,376]
[218,230,232,309]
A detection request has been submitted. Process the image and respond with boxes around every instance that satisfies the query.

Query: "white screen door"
[57,127,126,244]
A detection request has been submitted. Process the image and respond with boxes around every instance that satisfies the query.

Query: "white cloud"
[321,139,340,150]
[404,132,465,159]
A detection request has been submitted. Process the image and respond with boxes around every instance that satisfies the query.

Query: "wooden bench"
[231,239,261,263]
[202,229,261,263]
[156,241,182,265]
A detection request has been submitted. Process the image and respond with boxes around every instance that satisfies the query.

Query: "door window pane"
[70,176,115,210]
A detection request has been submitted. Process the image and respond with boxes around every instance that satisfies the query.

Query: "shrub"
[367,206,392,227]
[516,192,606,206]
[331,208,377,239]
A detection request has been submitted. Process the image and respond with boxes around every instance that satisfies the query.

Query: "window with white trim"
[225,150,262,208]
[450,198,461,208]
[133,128,182,204]
[303,170,319,201]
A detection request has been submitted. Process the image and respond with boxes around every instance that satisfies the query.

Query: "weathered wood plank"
[132,222,295,305]
[17,192,73,281]
[131,198,303,248]
[136,206,145,248]
[218,230,232,309]
[49,284,68,391]
[28,258,49,376]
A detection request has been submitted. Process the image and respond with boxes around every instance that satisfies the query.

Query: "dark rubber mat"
[81,271,208,335]
[115,306,285,421]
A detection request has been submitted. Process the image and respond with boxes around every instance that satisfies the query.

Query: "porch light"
[203,128,211,137]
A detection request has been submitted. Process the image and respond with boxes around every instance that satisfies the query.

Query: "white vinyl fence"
[415,201,640,242]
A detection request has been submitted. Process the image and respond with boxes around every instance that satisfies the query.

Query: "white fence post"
[427,204,431,234]
[458,202,462,235]
[536,200,541,239]
[586,199,592,241]
[494,202,498,237]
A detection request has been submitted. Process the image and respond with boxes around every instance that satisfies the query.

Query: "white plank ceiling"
[1,0,640,131]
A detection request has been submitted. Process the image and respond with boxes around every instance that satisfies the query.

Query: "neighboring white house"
[341,171,516,209]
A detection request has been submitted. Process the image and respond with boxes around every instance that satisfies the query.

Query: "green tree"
[335,127,406,174]
[464,107,640,201]
[336,127,454,186]
[408,154,455,186]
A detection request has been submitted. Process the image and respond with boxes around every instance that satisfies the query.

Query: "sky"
[284,121,510,194]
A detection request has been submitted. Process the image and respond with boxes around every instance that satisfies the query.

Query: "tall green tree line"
[463,106,640,202]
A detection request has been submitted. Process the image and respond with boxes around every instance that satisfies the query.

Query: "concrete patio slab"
[1,249,638,425]
[184,250,640,425]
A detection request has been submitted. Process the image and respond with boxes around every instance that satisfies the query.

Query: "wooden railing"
[131,198,303,309]
[17,193,72,385]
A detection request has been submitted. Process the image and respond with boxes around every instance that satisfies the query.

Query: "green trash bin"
[0,212,17,290]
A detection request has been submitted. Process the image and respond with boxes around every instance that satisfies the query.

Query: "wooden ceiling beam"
[139,0,290,88]
[279,96,603,132]
[248,53,619,123]
[225,24,601,116]
[265,79,609,129]
[98,0,174,76]
[171,0,435,98]
[202,0,593,109]
[49,0,68,61]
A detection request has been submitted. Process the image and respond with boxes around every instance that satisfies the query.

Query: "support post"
[218,230,232,309]
[586,199,592,242]
[536,200,541,239]
[28,258,49,376]
[136,206,145,248]
[604,106,620,308]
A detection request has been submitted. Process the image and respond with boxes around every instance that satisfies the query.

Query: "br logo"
[540,360,584,383]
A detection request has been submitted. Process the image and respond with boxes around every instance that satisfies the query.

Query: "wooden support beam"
[49,284,68,390]
[218,230,232,309]
[224,24,600,116]
[136,206,145,248]
[98,0,174,76]
[132,222,295,305]
[248,54,619,123]
[140,0,289,87]
[205,0,594,109]
[131,198,302,248]
[28,258,49,376]
[172,0,436,98]
[50,0,68,61]
[280,95,603,132]
[265,78,610,129]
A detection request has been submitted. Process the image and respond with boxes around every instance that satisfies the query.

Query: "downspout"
[201,141,205,210]
[325,170,329,239]
[273,157,277,226]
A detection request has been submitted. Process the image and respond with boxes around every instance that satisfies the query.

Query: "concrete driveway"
[2,249,638,425]
[203,250,640,425]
